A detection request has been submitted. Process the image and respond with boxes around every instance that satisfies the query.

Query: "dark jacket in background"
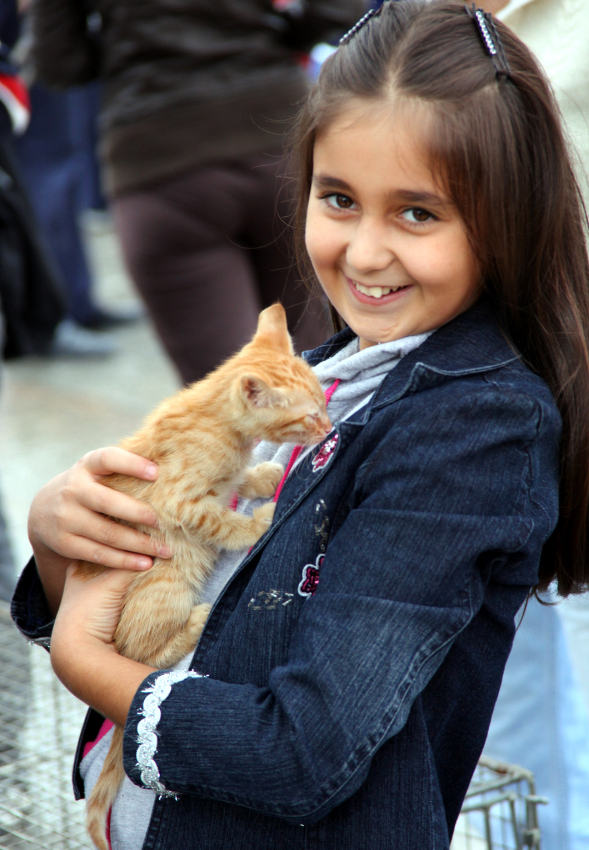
[0,143,65,358]
[0,2,64,358]
[30,0,365,195]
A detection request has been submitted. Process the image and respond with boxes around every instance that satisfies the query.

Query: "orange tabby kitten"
[78,304,331,850]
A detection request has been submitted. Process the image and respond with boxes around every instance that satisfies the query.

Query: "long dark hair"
[291,0,589,595]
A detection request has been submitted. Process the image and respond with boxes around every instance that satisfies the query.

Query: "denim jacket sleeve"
[122,375,560,823]
[11,557,54,649]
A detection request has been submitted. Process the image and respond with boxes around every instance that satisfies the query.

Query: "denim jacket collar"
[306,298,518,426]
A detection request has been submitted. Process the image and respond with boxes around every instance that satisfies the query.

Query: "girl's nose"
[346,220,394,274]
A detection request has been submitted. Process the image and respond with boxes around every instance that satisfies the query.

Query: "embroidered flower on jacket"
[298,554,324,597]
[311,434,339,473]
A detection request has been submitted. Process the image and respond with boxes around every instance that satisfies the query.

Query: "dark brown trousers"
[112,155,329,384]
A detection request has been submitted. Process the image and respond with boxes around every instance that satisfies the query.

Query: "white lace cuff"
[135,669,204,797]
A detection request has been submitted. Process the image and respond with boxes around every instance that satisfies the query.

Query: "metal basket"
[451,756,548,850]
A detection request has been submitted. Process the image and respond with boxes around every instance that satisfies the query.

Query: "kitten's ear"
[253,304,294,355]
[238,375,283,408]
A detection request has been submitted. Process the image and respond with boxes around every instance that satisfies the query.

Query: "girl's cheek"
[306,214,337,265]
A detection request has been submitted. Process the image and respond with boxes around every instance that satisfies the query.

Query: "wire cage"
[451,756,548,850]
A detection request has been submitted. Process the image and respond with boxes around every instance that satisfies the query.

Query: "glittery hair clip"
[465,4,512,79]
[339,5,382,46]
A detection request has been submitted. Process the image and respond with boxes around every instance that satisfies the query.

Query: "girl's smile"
[345,275,413,303]
[305,99,481,349]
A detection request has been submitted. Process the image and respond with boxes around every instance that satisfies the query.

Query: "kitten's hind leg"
[146,604,212,670]
[238,462,284,499]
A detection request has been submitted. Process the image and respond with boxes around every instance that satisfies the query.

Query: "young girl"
[12,1,589,848]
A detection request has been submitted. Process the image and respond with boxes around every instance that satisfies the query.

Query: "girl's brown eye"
[326,193,354,210]
[406,208,431,223]
[336,194,353,209]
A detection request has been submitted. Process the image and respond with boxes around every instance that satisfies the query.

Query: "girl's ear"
[237,375,284,408]
[253,303,294,355]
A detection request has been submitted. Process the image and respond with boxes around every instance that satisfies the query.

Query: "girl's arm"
[28,447,170,616]
[50,564,156,728]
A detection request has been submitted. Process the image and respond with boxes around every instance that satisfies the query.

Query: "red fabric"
[0,74,30,109]
[272,445,303,504]
[324,379,340,407]
[82,718,114,758]
[0,73,30,133]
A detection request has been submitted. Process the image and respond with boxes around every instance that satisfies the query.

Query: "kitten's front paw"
[239,462,284,499]
[252,502,276,537]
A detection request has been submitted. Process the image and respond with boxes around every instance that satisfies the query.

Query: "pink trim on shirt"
[83,718,114,758]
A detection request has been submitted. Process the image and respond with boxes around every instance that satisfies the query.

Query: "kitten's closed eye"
[304,410,320,422]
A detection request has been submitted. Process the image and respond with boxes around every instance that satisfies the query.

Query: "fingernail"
[158,545,172,558]
[137,558,152,570]
[146,463,158,479]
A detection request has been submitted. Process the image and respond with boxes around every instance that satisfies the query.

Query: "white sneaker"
[48,319,117,357]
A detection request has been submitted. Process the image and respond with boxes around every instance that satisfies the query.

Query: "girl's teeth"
[354,281,400,298]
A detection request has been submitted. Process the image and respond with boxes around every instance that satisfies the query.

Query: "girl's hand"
[50,565,156,727]
[54,563,134,649]
[28,447,170,615]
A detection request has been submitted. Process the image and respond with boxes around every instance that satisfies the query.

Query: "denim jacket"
[12,300,561,850]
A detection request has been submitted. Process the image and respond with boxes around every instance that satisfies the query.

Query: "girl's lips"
[345,275,413,305]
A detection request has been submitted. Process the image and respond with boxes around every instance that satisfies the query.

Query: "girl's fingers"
[81,447,159,482]
[29,447,169,572]
[67,510,170,561]
[62,533,155,571]
[82,478,159,529]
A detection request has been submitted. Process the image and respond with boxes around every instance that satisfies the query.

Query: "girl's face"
[306,100,481,349]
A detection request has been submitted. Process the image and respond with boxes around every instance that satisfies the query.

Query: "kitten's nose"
[321,414,332,435]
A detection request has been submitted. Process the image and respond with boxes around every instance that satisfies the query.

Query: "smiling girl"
[12,2,589,849]
[305,98,480,346]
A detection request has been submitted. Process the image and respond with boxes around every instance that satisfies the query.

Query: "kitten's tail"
[86,726,125,850]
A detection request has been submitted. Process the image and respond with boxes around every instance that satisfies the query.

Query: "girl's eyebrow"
[312,175,450,208]
[312,174,352,192]
[393,189,450,208]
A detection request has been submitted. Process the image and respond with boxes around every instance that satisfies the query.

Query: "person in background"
[9,0,141,358]
[478,3,589,849]
[29,0,365,384]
